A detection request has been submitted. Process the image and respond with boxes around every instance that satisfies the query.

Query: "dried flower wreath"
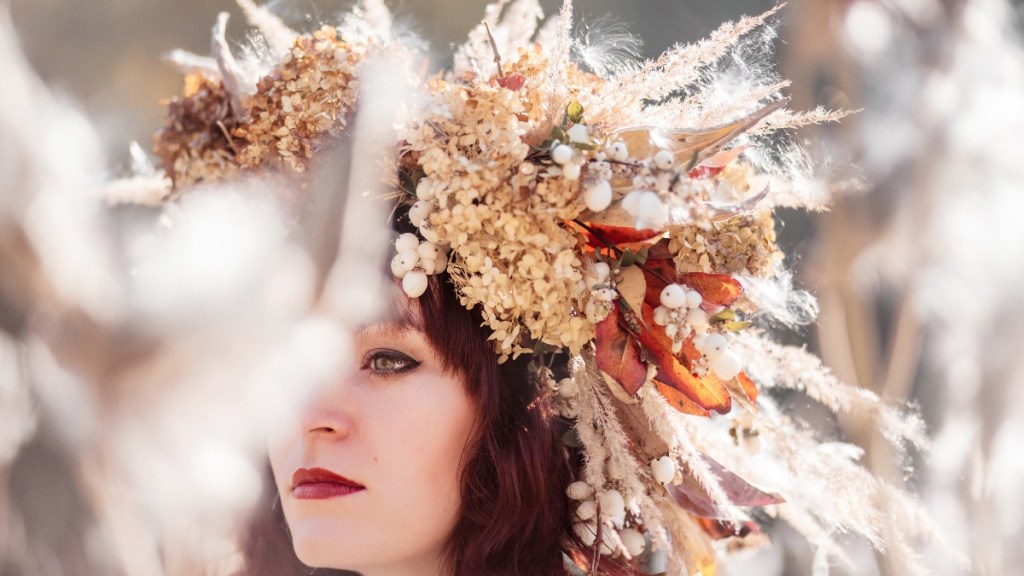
[145,0,933,573]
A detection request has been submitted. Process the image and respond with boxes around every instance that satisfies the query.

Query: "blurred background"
[5,0,1024,575]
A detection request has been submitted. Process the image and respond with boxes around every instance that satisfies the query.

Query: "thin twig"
[483,21,504,78]
[571,219,674,287]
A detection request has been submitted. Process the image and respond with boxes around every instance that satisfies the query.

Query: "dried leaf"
[496,74,526,91]
[655,381,709,417]
[639,304,731,414]
[617,266,646,313]
[668,456,783,519]
[580,222,663,246]
[566,100,585,124]
[681,272,742,306]
[640,258,678,308]
[595,302,648,395]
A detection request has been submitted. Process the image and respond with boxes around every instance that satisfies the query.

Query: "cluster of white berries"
[652,283,743,381]
[582,261,617,323]
[390,232,448,298]
[567,481,647,558]
[551,123,591,182]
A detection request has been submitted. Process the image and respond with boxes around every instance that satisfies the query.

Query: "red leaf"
[581,222,663,247]
[680,272,742,306]
[655,381,710,417]
[638,305,731,414]
[495,74,526,91]
[594,303,648,396]
[667,456,784,519]
[688,165,724,180]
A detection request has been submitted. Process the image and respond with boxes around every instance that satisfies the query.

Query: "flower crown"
[151,0,931,572]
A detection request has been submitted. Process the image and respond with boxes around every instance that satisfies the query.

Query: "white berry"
[408,200,432,227]
[660,284,687,309]
[573,522,598,547]
[686,308,709,329]
[584,180,613,212]
[395,233,419,254]
[651,456,676,484]
[635,191,668,229]
[599,490,626,525]
[685,290,703,309]
[702,333,728,359]
[621,190,643,214]
[712,350,742,381]
[417,241,442,261]
[619,528,646,557]
[653,149,674,170]
[419,257,442,275]
[390,253,409,278]
[552,143,574,165]
[562,162,582,181]
[402,270,428,298]
[608,141,629,161]
[557,377,578,399]
[396,249,419,272]
[567,481,594,501]
[664,323,678,339]
[653,305,670,326]
[575,500,597,521]
[567,123,590,144]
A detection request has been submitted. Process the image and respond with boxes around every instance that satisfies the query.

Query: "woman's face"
[268,317,477,576]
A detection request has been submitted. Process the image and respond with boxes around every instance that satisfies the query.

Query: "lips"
[291,467,366,500]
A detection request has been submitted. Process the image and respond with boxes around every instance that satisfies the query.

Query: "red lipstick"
[291,467,366,500]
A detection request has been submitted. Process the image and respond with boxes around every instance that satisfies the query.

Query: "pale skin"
[268,319,477,576]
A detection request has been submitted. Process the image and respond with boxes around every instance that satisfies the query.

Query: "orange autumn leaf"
[737,371,759,404]
[680,272,742,306]
[696,517,761,540]
[641,258,678,308]
[655,380,710,417]
[494,74,526,91]
[594,302,647,396]
[638,304,731,414]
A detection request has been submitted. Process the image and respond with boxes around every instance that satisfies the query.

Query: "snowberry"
[653,149,674,170]
[567,123,590,144]
[417,241,442,261]
[562,162,582,181]
[608,141,629,161]
[712,350,742,381]
[702,333,728,359]
[557,377,578,399]
[551,143,574,165]
[575,500,597,521]
[634,191,668,229]
[390,253,408,278]
[664,323,679,339]
[619,528,646,557]
[395,233,419,254]
[686,307,709,329]
[621,190,643,214]
[584,179,613,212]
[402,270,428,298]
[599,490,626,526]
[396,249,419,273]
[573,522,598,547]
[685,290,703,309]
[651,456,676,484]
[567,481,594,501]
[408,201,431,228]
[653,305,671,326]
[660,284,687,309]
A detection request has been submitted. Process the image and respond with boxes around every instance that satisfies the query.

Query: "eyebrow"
[356,318,421,342]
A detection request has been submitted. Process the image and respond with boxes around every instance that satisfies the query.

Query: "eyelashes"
[362,349,421,377]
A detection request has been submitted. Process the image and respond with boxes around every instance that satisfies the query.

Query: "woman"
[150,1,935,574]
[243,271,613,575]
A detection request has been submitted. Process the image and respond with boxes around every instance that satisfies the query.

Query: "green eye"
[365,351,420,375]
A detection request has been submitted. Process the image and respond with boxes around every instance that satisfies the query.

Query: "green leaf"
[619,249,638,267]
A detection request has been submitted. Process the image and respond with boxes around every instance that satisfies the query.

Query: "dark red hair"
[239,271,631,575]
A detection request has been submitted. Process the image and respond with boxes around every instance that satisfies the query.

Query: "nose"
[299,377,356,439]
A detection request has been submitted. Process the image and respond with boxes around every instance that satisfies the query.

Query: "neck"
[348,553,449,576]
